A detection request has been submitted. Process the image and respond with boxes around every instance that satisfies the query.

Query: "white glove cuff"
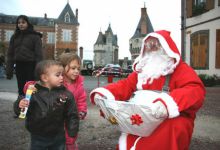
[159,93,180,118]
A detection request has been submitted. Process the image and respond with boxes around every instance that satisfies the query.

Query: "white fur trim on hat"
[119,133,127,150]
[159,92,180,118]
[141,32,180,67]
[133,31,180,72]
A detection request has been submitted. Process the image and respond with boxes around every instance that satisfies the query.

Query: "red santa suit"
[90,30,206,150]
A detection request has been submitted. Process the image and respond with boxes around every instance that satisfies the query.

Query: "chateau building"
[129,5,154,61]
[0,2,79,60]
[93,24,119,67]
[182,0,220,76]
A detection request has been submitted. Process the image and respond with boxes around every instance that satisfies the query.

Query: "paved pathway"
[0,77,220,149]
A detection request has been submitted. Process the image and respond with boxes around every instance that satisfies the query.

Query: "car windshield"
[83,60,92,64]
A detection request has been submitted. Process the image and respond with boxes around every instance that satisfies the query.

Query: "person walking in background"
[6,15,43,97]
[59,53,87,150]
[0,55,5,78]
[14,60,79,150]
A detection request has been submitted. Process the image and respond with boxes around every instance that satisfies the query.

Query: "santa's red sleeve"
[156,62,206,119]
[90,72,138,103]
[170,63,205,117]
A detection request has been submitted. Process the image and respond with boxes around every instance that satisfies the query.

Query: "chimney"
[141,7,147,18]
[44,13,47,19]
[76,9,78,20]
[79,46,83,59]
[140,6,147,34]
[141,2,147,18]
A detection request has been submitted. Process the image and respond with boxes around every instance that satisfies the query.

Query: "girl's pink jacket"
[64,75,87,145]
[63,75,87,113]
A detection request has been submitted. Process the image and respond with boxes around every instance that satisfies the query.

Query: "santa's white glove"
[93,93,109,118]
[151,100,168,119]
[94,93,106,104]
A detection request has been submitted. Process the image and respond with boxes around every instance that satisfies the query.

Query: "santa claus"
[90,30,205,150]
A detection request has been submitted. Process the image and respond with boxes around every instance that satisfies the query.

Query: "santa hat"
[133,30,181,71]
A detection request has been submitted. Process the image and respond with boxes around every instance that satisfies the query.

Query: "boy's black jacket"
[14,83,79,137]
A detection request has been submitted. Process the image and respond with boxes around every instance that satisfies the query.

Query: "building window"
[190,30,209,69]
[65,13,70,23]
[49,20,54,26]
[130,43,132,50]
[62,29,72,42]
[216,29,220,68]
[192,0,206,16]
[107,37,112,43]
[5,30,14,42]
[47,32,55,44]
[186,0,214,17]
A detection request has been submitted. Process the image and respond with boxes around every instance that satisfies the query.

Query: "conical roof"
[57,3,79,25]
[131,6,154,39]
[95,32,106,45]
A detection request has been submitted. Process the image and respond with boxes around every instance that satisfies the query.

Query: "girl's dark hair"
[15,15,33,32]
[35,60,63,81]
[13,15,42,38]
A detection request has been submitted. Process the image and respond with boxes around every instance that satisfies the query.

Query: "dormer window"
[49,20,54,26]
[64,12,70,23]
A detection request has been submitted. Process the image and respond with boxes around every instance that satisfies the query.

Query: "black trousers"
[30,134,65,150]
[15,61,36,96]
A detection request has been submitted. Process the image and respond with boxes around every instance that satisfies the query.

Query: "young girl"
[6,15,43,96]
[59,53,87,150]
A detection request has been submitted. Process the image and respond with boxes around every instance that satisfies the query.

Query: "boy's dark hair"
[35,60,62,81]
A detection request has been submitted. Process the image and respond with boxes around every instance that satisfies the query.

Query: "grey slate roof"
[0,13,56,26]
[95,32,106,45]
[131,12,154,39]
[0,14,18,24]
[106,24,113,34]
[57,3,79,25]
[95,24,118,46]
[0,3,78,26]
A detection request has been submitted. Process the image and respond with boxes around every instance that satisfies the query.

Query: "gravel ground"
[0,87,220,150]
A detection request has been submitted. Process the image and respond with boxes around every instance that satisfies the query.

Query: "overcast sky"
[0,0,181,60]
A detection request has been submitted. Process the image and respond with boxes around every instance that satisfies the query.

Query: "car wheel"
[87,64,93,70]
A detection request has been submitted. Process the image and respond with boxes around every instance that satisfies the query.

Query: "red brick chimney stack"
[76,9,78,20]
[44,13,47,19]
[79,46,83,59]
[140,4,147,35]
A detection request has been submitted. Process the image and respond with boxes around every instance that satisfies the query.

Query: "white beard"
[136,49,175,88]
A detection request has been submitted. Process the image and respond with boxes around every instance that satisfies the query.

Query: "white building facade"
[183,0,220,76]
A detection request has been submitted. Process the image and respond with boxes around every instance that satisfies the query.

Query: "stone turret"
[129,4,154,61]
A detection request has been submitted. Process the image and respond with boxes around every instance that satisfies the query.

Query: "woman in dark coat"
[6,15,43,96]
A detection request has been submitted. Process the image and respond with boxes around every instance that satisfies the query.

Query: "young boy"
[14,60,79,150]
